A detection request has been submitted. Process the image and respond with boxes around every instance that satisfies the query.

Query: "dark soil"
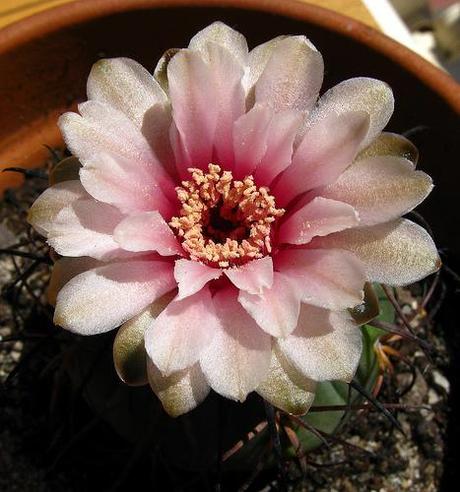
[0,168,457,492]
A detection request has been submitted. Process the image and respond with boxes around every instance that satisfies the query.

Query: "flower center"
[169,164,284,267]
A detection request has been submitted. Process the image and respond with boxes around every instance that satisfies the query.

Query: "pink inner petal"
[254,109,303,187]
[207,42,246,169]
[278,196,359,245]
[113,211,183,256]
[239,271,301,337]
[145,286,220,375]
[199,286,272,401]
[275,248,365,310]
[168,45,245,175]
[224,256,274,294]
[168,49,219,174]
[232,104,272,179]
[274,111,370,207]
[80,153,176,218]
[174,259,222,300]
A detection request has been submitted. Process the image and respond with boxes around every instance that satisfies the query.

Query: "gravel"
[0,173,450,491]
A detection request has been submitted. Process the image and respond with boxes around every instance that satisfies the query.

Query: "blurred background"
[0,0,459,80]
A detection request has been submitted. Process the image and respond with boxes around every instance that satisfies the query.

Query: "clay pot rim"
[1,0,459,113]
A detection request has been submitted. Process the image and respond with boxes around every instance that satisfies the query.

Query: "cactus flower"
[28,22,440,417]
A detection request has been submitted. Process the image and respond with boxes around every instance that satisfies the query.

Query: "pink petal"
[207,42,246,168]
[59,101,176,200]
[141,104,177,180]
[113,211,182,256]
[310,219,441,286]
[275,248,365,310]
[199,286,272,402]
[188,23,247,168]
[278,196,359,245]
[277,305,362,382]
[274,111,370,207]
[239,272,301,337]
[147,359,210,417]
[54,259,175,335]
[168,49,217,173]
[224,256,273,294]
[168,45,245,174]
[254,36,323,113]
[80,153,175,218]
[254,109,303,187]
[145,286,219,375]
[86,57,168,127]
[320,155,433,226]
[313,77,394,150]
[232,104,272,178]
[28,180,130,261]
[174,259,222,300]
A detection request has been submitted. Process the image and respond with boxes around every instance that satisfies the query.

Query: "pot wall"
[0,0,459,254]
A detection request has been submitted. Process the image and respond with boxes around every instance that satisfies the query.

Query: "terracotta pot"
[0,0,459,255]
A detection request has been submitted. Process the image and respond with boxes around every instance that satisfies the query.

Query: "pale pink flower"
[28,22,440,417]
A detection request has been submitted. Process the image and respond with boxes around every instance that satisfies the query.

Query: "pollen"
[169,164,284,267]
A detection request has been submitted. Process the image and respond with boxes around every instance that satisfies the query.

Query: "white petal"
[278,305,362,382]
[256,347,316,415]
[54,260,175,335]
[188,21,248,67]
[48,256,101,306]
[87,57,167,126]
[310,219,441,285]
[321,155,433,226]
[28,180,86,236]
[28,180,128,261]
[59,101,156,166]
[245,36,286,94]
[312,77,394,149]
[254,36,323,113]
[147,359,210,417]
[199,287,272,402]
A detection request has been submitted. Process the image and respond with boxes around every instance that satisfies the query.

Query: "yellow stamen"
[170,164,284,267]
